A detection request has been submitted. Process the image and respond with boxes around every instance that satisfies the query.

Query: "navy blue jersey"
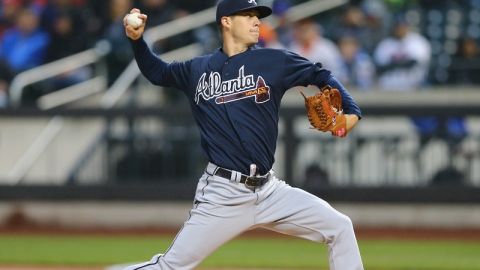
[131,38,361,175]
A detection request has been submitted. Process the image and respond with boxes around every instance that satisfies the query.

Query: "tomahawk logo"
[215,76,270,104]
[248,0,257,5]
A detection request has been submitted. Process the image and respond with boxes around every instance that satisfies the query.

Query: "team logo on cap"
[248,0,257,5]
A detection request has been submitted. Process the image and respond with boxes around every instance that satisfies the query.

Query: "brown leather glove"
[300,85,347,136]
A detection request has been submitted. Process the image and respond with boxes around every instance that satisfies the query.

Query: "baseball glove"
[300,85,346,135]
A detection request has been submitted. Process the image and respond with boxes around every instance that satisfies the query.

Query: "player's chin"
[248,37,259,46]
[249,33,259,43]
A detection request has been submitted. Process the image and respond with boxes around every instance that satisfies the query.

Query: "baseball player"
[123,0,363,269]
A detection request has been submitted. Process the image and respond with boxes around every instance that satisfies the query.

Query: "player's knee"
[334,212,354,234]
[315,212,355,244]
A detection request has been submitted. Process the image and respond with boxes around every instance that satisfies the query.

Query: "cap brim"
[230,5,272,19]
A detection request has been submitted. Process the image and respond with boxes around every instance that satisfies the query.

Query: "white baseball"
[126,13,142,29]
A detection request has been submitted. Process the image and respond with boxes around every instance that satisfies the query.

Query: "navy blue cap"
[216,0,272,24]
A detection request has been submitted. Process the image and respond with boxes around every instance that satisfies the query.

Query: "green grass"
[0,234,172,266]
[0,234,479,269]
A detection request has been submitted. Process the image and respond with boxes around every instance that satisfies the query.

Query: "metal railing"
[9,47,110,107]
[4,117,64,184]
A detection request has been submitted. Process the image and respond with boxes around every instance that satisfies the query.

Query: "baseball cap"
[216,0,272,24]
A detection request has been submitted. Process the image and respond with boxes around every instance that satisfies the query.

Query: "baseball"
[126,13,142,29]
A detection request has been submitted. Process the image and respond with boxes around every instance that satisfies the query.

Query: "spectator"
[44,11,90,90]
[45,11,87,61]
[136,0,193,54]
[0,7,50,73]
[84,0,110,38]
[23,0,48,14]
[289,18,343,76]
[259,22,285,49]
[0,0,23,36]
[449,36,480,85]
[41,0,100,47]
[373,14,431,91]
[0,86,7,107]
[137,0,176,28]
[332,6,371,50]
[156,8,196,53]
[0,59,13,108]
[271,0,293,47]
[337,35,375,90]
[103,0,134,86]
[360,0,392,53]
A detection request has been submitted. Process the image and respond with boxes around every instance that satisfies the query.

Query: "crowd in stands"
[0,0,216,107]
[0,0,479,110]
[262,0,474,151]
[260,0,480,89]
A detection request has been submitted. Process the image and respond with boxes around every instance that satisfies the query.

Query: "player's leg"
[123,203,253,270]
[122,173,256,270]
[255,176,363,270]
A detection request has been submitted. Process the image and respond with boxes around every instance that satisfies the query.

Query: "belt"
[213,167,270,188]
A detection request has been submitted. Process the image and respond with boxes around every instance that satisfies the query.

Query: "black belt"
[214,167,270,187]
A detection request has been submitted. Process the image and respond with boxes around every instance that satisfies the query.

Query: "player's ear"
[221,16,231,28]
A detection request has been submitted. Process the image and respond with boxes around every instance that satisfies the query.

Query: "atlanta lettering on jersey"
[194,66,270,104]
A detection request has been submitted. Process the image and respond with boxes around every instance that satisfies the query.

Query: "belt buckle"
[244,176,260,188]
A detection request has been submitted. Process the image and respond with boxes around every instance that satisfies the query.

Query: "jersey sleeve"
[130,37,191,91]
[282,50,362,118]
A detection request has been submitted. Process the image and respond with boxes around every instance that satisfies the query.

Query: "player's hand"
[332,114,359,137]
[124,9,147,40]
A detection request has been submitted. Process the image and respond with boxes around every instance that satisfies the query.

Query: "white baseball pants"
[123,163,364,270]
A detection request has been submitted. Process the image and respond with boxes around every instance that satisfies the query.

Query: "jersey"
[131,38,362,175]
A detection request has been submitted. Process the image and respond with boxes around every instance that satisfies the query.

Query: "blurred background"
[0,0,479,233]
